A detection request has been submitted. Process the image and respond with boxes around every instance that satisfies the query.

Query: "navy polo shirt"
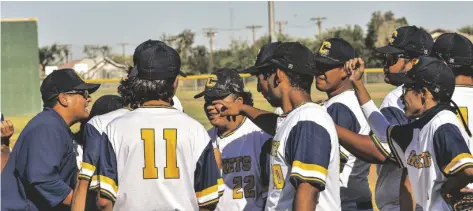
[1,108,78,211]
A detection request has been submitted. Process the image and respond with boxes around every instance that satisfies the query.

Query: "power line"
[275,20,288,34]
[309,17,327,37]
[245,24,263,44]
[203,28,217,70]
[117,42,129,57]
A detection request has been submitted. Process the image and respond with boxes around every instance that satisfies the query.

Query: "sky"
[2,1,473,60]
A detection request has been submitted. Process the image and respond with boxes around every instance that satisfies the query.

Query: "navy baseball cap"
[40,68,100,101]
[254,42,316,76]
[89,95,125,118]
[194,68,245,99]
[315,38,356,66]
[430,33,473,67]
[376,26,433,57]
[134,40,187,80]
[242,41,282,74]
[398,56,455,100]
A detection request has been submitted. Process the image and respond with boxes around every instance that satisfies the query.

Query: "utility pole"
[268,1,277,43]
[246,24,262,44]
[117,42,129,57]
[309,17,327,37]
[229,3,235,40]
[203,28,217,70]
[275,20,288,35]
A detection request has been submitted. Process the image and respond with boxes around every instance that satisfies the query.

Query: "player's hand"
[344,58,365,82]
[1,120,14,139]
[212,100,242,117]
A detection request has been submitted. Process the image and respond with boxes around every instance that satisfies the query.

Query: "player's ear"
[275,68,287,85]
[57,93,69,107]
[235,96,244,105]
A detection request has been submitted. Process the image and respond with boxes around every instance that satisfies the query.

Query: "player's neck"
[327,80,352,99]
[456,75,473,86]
[217,115,245,137]
[281,88,311,114]
[141,100,171,107]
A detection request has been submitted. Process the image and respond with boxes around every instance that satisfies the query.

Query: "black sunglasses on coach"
[384,54,411,67]
[64,90,90,99]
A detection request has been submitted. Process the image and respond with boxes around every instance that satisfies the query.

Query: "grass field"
[6,80,395,210]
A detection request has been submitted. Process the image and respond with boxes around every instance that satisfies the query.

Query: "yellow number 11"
[142,128,180,179]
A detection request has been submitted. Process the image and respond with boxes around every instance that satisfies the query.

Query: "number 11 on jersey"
[142,128,180,179]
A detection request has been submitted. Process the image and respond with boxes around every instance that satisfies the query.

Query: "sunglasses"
[64,90,90,99]
[384,54,411,67]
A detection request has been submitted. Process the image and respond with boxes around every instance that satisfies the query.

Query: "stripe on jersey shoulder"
[370,132,395,162]
[196,178,222,205]
[79,162,96,179]
[444,153,473,175]
[291,160,328,182]
[98,175,118,201]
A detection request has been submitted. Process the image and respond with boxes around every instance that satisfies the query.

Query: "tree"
[111,54,132,66]
[187,45,210,74]
[459,25,473,35]
[39,44,68,73]
[83,45,112,58]
[365,11,408,67]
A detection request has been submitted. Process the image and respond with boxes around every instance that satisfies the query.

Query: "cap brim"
[241,62,273,74]
[397,74,415,84]
[179,70,188,77]
[314,55,343,66]
[73,83,101,94]
[194,89,230,99]
[375,45,404,54]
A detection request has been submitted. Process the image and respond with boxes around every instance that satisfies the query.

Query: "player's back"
[105,106,213,211]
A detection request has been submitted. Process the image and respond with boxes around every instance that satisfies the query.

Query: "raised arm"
[213,100,279,136]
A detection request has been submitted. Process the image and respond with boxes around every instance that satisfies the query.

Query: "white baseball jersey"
[266,102,341,211]
[79,108,131,183]
[172,96,184,112]
[274,107,283,115]
[388,109,473,211]
[323,90,372,205]
[209,118,272,211]
[97,105,222,211]
[452,85,473,143]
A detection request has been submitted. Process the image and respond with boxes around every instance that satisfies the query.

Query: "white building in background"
[58,57,128,80]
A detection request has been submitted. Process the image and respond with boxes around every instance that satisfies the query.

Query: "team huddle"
[1,25,473,211]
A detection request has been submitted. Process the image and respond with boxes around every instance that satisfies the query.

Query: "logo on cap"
[319,41,331,55]
[205,75,218,88]
[412,58,420,65]
[389,31,398,44]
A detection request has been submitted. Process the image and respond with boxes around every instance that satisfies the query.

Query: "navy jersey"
[96,106,222,211]
[323,90,372,205]
[1,108,77,211]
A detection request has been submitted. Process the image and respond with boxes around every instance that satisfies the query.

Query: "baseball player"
[430,33,473,140]
[346,55,473,211]
[334,26,432,211]
[194,68,272,211]
[95,40,221,211]
[215,42,341,211]
[314,38,372,211]
[72,95,128,211]
[1,69,100,211]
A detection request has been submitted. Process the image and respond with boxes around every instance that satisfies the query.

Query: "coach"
[1,69,100,211]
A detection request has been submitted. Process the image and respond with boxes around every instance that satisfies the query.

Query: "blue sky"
[2,1,473,59]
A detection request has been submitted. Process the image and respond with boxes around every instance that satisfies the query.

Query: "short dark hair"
[128,76,176,108]
[231,91,254,106]
[282,69,313,94]
[43,97,57,108]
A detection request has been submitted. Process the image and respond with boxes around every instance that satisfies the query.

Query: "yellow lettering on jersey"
[164,129,179,179]
[272,164,285,189]
[142,129,158,179]
[407,150,432,169]
[457,107,469,128]
[270,140,280,157]
[232,175,256,199]
[233,176,243,199]
[141,128,180,179]
[222,156,252,174]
